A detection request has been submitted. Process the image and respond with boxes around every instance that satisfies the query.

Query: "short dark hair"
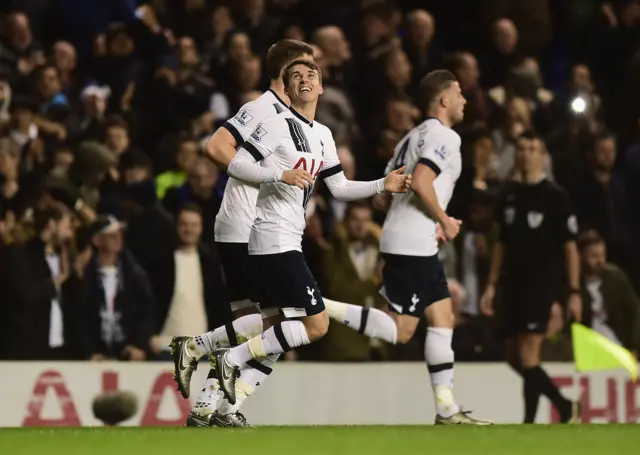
[443,52,470,75]
[176,133,198,150]
[577,229,604,252]
[105,114,129,132]
[34,202,68,233]
[419,70,457,108]
[32,63,58,84]
[266,39,314,80]
[178,202,203,219]
[593,127,615,144]
[517,129,543,142]
[283,59,322,89]
[119,150,153,172]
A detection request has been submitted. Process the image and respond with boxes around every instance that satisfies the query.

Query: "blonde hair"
[506,97,532,129]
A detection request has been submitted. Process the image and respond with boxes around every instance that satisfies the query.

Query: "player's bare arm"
[204,127,238,170]
[411,163,459,240]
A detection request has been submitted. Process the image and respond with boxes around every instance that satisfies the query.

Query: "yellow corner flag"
[571,323,638,380]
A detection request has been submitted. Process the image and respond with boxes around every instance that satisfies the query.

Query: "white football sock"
[425,327,460,418]
[192,369,224,416]
[227,321,309,366]
[325,298,398,344]
[190,314,263,358]
[216,354,280,415]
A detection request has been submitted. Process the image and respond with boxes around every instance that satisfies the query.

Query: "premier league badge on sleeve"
[235,110,253,126]
[434,144,447,160]
[250,124,268,142]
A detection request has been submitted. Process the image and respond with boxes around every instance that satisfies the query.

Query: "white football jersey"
[240,108,341,255]
[214,89,288,243]
[380,118,462,257]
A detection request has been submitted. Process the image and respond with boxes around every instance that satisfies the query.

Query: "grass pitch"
[1,425,638,455]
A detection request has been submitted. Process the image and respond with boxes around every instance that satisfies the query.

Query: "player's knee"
[426,299,455,329]
[303,311,329,341]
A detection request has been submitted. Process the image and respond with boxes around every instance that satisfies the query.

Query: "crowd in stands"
[0,0,639,362]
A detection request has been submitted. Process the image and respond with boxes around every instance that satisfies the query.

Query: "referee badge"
[527,211,544,229]
[505,207,515,225]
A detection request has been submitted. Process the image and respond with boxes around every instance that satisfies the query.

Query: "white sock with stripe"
[227,321,310,366]
[425,327,459,418]
[325,298,398,344]
[191,314,263,415]
[216,355,280,415]
[191,314,263,358]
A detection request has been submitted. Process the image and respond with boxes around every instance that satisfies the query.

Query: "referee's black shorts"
[501,281,558,337]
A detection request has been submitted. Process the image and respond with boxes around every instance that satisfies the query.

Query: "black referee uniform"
[497,179,577,335]
[495,177,579,423]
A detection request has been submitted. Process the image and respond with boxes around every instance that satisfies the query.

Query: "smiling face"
[284,62,323,106]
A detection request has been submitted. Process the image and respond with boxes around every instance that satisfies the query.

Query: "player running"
[321,70,492,425]
[169,40,398,428]
[211,59,411,405]
[169,40,314,428]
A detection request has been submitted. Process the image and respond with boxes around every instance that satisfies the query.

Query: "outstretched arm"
[322,166,385,201]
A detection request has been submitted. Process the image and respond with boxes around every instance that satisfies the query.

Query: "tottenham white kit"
[239,108,342,255]
[380,118,462,257]
[215,89,289,243]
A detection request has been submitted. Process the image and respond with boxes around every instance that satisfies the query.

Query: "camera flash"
[571,97,587,114]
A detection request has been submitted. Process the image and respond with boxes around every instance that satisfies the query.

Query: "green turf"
[1,425,639,455]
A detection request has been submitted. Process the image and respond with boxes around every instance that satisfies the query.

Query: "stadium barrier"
[0,362,638,426]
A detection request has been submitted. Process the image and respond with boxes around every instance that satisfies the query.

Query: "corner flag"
[571,323,638,380]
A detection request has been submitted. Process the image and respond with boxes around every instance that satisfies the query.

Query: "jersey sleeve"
[221,103,261,145]
[556,188,579,243]
[238,117,284,162]
[417,134,456,176]
[318,132,344,180]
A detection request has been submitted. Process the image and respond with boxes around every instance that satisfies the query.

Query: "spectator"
[50,41,78,97]
[404,10,440,89]
[155,134,199,200]
[236,0,281,55]
[446,51,488,133]
[572,129,632,270]
[0,202,74,359]
[66,83,109,142]
[104,114,132,159]
[118,150,175,272]
[231,54,263,111]
[75,215,155,361]
[163,157,222,246]
[578,230,640,356]
[147,204,231,360]
[481,18,520,88]
[490,98,552,181]
[313,26,352,89]
[0,12,44,81]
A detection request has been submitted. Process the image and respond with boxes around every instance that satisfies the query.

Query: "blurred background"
[0,0,639,368]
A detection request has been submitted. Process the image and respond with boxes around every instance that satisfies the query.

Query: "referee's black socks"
[522,366,572,423]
